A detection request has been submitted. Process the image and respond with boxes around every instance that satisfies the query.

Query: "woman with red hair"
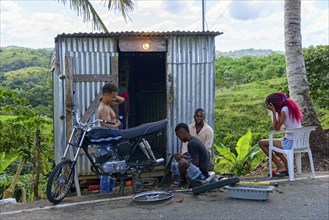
[259,92,303,176]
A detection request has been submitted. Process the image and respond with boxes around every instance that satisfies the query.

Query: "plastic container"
[100,176,116,193]
[0,198,17,205]
[226,184,275,201]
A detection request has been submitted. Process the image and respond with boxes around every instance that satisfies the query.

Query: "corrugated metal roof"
[55,31,223,41]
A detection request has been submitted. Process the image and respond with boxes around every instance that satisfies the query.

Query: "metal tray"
[132,191,173,203]
[226,184,275,201]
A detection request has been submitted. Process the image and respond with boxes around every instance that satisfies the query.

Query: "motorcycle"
[46,110,167,204]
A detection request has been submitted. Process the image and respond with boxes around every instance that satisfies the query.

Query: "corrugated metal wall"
[53,37,117,170]
[166,35,216,160]
[53,33,216,175]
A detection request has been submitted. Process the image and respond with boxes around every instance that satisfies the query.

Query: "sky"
[0,0,328,52]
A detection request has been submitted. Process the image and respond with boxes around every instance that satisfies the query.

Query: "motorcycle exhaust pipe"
[142,139,156,161]
[138,142,150,160]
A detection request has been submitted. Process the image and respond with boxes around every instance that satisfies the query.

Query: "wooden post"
[80,91,102,123]
[64,56,81,196]
[65,56,74,141]
[111,56,119,85]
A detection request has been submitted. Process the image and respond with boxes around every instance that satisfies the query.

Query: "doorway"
[118,52,166,128]
[118,52,167,159]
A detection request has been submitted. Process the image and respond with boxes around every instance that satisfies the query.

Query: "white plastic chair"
[269,126,317,181]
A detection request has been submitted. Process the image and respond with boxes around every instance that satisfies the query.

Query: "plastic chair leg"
[269,149,273,178]
[295,152,302,174]
[307,150,315,178]
[287,151,295,181]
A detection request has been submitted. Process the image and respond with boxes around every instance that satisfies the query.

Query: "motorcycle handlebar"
[99,120,116,125]
[69,109,115,129]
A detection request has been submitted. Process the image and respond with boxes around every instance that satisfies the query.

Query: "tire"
[192,176,240,195]
[46,159,75,204]
[132,179,144,194]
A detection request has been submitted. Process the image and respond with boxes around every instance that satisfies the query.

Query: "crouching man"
[174,123,209,187]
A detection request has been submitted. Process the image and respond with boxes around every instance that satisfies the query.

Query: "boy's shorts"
[186,163,205,181]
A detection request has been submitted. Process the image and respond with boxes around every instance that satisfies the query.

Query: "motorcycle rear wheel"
[46,159,75,204]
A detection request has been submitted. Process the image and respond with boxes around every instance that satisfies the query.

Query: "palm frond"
[106,0,134,21]
[58,0,134,32]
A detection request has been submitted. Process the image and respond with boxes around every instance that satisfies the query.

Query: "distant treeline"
[215,52,286,88]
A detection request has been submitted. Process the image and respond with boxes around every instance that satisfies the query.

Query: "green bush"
[214,129,264,176]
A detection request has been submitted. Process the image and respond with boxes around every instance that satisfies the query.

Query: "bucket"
[100,176,116,193]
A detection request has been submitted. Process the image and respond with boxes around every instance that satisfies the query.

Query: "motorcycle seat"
[120,119,168,139]
[86,128,123,144]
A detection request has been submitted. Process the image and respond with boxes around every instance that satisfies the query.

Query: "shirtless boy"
[98,83,122,128]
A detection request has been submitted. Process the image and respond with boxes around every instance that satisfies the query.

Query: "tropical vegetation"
[1,45,328,202]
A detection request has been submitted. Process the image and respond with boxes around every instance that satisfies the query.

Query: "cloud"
[301,1,329,46]
[229,1,260,20]
[1,0,94,48]
[163,1,185,14]
[0,0,327,51]
[229,1,282,21]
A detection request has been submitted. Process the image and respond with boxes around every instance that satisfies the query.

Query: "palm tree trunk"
[284,0,329,154]
[2,157,27,199]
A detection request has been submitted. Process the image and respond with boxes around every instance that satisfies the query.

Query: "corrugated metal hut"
[52,31,222,180]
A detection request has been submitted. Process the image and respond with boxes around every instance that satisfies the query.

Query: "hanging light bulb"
[142,42,150,51]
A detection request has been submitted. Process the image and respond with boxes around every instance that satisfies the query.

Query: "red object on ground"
[178,198,184,203]
[126,180,133,186]
[88,184,100,190]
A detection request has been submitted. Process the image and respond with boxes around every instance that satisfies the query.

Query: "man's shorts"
[282,137,293,150]
[186,163,206,181]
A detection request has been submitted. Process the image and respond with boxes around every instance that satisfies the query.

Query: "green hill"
[216,48,284,58]
[0,47,53,73]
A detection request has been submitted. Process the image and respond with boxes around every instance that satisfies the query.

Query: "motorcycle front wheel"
[46,159,75,204]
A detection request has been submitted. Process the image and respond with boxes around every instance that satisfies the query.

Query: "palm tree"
[284,0,329,153]
[58,0,134,32]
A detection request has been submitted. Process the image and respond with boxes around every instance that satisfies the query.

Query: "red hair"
[265,92,303,123]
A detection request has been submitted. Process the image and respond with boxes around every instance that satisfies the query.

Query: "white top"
[181,122,214,154]
[281,106,302,140]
